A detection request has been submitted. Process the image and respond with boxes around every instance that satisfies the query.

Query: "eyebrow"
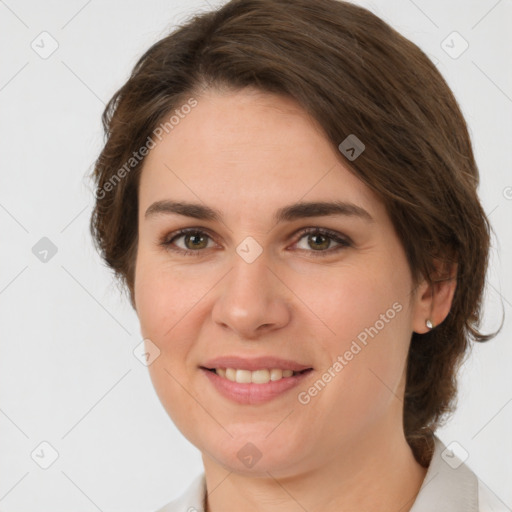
[145,199,374,224]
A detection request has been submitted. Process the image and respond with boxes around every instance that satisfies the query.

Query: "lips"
[201,366,313,405]
[199,355,314,405]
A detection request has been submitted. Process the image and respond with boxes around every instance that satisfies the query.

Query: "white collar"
[409,435,478,511]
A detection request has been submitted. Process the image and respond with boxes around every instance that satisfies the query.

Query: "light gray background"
[1,0,511,510]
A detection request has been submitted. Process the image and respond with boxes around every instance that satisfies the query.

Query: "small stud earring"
[426,319,434,329]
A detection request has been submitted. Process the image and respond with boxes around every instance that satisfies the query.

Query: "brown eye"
[293,228,352,256]
[182,232,209,250]
[160,229,215,256]
[306,233,331,251]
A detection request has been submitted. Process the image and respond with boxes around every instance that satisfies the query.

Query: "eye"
[292,227,352,257]
[160,228,216,256]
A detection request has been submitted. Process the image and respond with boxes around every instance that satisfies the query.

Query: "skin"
[134,87,457,512]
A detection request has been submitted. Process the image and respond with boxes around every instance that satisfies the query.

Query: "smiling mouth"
[202,367,313,384]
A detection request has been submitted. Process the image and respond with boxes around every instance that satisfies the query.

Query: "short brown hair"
[89,0,499,465]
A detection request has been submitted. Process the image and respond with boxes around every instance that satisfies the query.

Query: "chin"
[200,433,305,476]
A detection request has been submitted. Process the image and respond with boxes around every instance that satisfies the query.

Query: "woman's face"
[134,88,427,476]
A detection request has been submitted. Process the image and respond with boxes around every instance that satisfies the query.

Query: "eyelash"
[159,227,352,258]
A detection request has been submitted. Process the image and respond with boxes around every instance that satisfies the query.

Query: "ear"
[411,258,458,334]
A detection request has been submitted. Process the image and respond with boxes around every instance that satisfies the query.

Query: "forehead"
[138,88,381,221]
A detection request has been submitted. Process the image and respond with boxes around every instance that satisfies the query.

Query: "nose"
[211,252,292,340]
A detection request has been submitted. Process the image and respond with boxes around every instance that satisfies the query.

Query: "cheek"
[298,262,412,420]
[296,260,410,350]
[134,251,198,341]
[134,251,218,376]
[134,256,203,433]
[134,268,175,340]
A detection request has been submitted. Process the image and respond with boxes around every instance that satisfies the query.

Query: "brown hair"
[89,0,499,465]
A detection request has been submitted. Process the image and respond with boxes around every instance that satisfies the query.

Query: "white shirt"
[155,435,508,511]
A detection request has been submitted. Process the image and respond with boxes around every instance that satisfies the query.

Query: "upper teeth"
[215,368,296,384]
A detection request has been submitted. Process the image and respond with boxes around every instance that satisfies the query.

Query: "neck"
[202,423,428,512]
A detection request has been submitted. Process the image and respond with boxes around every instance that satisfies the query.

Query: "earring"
[426,319,434,329]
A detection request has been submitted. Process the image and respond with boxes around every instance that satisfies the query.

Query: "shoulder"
[478,478,510,512]
[410,435,508,512]
[153,472,206,512]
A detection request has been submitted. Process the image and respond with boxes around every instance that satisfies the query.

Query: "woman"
[89,0,504,510]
